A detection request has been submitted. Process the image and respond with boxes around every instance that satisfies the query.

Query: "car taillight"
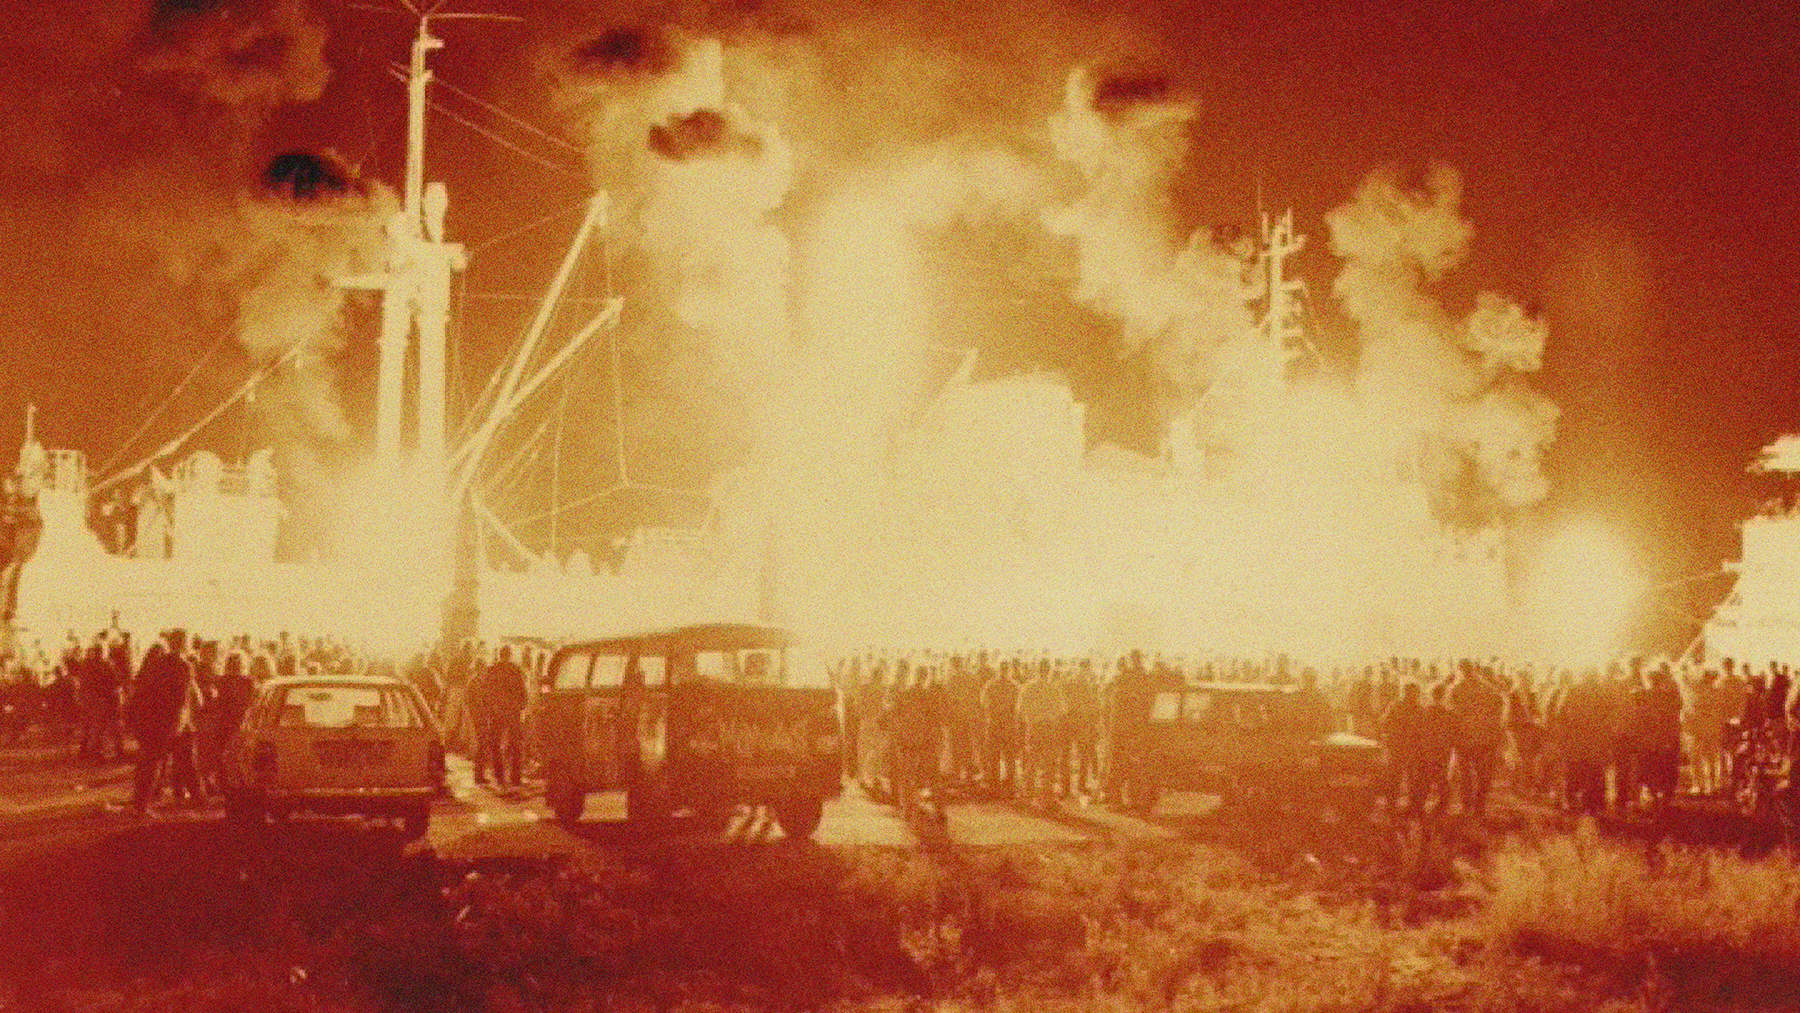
[428,741,446,788]
[253,740,277,782]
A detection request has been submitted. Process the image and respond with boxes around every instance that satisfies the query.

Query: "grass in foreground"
[2,815,1798,1012]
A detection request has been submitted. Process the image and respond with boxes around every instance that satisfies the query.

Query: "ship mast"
[1255,208,1307,389]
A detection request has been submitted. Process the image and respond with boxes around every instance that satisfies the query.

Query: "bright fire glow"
[332,460,452,653]
[1526,520,1642,665]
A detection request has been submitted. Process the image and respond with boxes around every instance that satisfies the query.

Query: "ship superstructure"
[2,28,1523,665]
[1703,437,1800,664]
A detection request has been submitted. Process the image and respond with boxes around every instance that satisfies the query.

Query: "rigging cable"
[431,75,585,156]
[465,200,591,255]
[94,334,232,478]
[91,341,306,496]
[425,96,585,179]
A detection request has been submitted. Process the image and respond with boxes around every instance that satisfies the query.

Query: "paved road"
[424,755,1211,858]
[0,747,1220,861]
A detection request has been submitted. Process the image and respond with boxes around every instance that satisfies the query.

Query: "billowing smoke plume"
[556,32,796,468]
[59,0,383,556]
[642,101,795,430]
[1327,165,1558,521]
[239,152,392,445]
[124,150,395,554]
[1044,66,1254,418]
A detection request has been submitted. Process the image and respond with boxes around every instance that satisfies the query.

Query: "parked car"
[220,673,445,838]
[538,623,843,838]
[1108,681,1384,818]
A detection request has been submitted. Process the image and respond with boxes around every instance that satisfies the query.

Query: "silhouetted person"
[1064,659,1102,797]
[1414,683,1458,814]
[1382,682,1424,811]
[1450,662,1506,816]
[127,630,192,813]
[479,645,528,787]
[77,641,123,763]
[1016,660,1064,806]
[981,661,1020,795]
[1638,666,1684,809]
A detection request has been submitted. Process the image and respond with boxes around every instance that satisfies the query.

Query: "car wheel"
[400,804,430,841]
[773,796,824,840]
[626,780,669,838]
[1333,787,1377,822]
[690,803,737,835]
[548,779,585,829]
[224,791,261,826]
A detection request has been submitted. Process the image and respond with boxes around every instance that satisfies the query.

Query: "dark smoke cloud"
[648,108,764,161]
[1090,73,1176,116]
[567,26,681,79]
[1046,63,1254,438]
[137,0,329,111]
[262,149,362,201]
[523,1,1198,486]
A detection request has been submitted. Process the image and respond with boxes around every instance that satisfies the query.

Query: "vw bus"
[538,623,843,838]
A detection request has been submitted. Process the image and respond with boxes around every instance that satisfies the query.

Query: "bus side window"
[742,651,774,684]
[552,651,594,690]
[638,654,667,688]
[695,651,731,682]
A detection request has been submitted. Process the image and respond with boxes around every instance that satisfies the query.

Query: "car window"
[552,652,592,690]
[740,649,783,684]
[591,653,626,688]
[276,685,423,729]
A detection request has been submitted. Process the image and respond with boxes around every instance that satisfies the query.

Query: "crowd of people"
[5,627,1800,823]
[832,648,1800,820]
[0,627,552,814]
